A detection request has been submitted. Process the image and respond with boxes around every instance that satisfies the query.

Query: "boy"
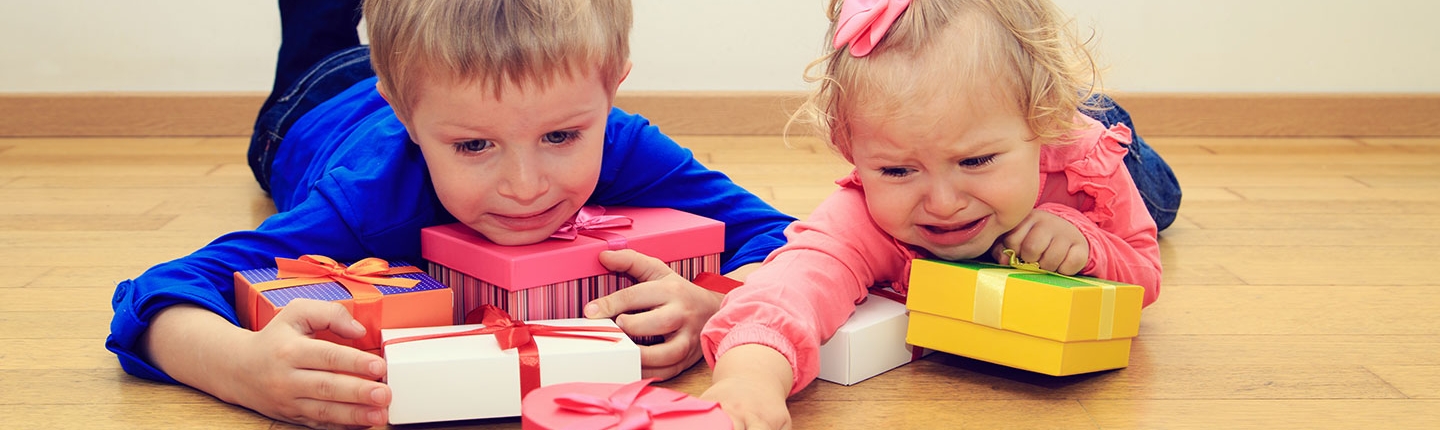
[106,0,794,427]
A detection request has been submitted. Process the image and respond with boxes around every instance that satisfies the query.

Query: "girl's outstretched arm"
[703,344,794,430]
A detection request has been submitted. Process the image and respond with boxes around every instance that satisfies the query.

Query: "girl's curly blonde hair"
[792,0,1100,161]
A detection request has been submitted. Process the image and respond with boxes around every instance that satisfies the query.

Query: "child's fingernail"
[371,387,387,404]
[584,303,600,318]
[369,361,383,376]
[351,320,366,333]
[368,409,384,424]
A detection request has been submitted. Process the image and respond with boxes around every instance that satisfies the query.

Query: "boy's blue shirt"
[107,77,795,382]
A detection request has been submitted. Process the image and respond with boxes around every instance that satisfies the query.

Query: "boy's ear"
[614,61,633,90]
[375,81,416,135]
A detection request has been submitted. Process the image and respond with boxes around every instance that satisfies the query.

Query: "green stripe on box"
[918,259,1115,289]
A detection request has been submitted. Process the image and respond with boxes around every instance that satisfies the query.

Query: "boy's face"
[396,70,616,245]
[846,85,1040,261]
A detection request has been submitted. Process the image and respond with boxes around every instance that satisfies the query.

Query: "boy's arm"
[141,301,389,427]
[594,108,795,272]
[109,179,421,427]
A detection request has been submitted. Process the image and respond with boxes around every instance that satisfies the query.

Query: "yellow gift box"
[905,255,1144,376]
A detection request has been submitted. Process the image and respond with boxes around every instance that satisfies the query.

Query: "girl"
[698,0,1167,427]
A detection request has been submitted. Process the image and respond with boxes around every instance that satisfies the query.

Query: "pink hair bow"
[551,379,720,430]
[550,206,633,241]
[833,0,912,57]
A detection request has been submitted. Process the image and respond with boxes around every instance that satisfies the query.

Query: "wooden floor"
[2,132,1439,429]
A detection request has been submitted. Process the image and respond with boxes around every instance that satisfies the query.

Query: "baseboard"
[3,92,1438,138]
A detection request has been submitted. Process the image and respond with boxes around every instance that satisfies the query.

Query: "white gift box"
[817,293,932,385]
[382,318,641,424]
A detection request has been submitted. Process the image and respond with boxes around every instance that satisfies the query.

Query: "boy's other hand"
[586,249,724,380]
[237,299,391,429]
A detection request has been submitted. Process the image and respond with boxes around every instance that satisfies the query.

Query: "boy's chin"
[471,226,556,246]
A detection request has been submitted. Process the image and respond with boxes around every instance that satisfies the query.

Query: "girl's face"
[847,89,1041,261]
[398,70,615,246]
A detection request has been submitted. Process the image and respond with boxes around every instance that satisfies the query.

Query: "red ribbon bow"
[383,305,624,398]
[551,379,720,430]
[550,206,633,250]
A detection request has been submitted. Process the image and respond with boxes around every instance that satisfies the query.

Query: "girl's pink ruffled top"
[521,379,729,429]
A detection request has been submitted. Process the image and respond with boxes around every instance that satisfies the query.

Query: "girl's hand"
[991,209,1090,275]
[230,299,392,429]
[702,344,794,430]
[585,249,724,380]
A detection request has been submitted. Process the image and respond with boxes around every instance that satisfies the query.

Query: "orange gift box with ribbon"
[421,206,723,323]
[382,305,641,424]
[234,255,453,352]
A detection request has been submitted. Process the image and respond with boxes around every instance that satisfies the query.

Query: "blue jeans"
[248,0,368,193]
[1083,95,1182,231]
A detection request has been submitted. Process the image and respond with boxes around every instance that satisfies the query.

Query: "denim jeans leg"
[259,0,364,118]
[248,46,374,193]
[1083,94,1182,231]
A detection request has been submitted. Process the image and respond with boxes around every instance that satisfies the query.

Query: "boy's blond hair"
[364,0,632,119]
[794,0,1098,161]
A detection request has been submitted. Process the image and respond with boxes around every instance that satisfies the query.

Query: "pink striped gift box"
[420,207,723,324]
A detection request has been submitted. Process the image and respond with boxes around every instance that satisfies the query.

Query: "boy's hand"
[991,209,1090,275]
[585,249,724,380]
[702,344,794,430]
[232,299,391,429]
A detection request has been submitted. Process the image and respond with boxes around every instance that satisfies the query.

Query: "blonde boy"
[108,1,793,427]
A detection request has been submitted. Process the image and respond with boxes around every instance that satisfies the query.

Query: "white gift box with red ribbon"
[382,307,641,424]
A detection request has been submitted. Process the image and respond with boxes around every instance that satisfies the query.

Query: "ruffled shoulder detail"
[1039,115,1134,225]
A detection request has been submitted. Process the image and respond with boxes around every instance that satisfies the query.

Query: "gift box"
[817,290,932,385]
[234,255,452,351]
[382,305,642,425]
[521,379,729,429]
[905,255,1145,376]
[421,206,724,323]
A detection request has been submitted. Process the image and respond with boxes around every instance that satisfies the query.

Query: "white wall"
[2,0,1438,94]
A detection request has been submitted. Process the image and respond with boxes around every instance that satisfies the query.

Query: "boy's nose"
[497,162,549,204]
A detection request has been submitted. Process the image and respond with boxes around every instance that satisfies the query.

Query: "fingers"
[585,281,670,319]
[285,368,391,407]
[284,339,387,381]
[598,249,681,284]
[280,299,367,339]
[286,394,389,429]
[638,337,701,381]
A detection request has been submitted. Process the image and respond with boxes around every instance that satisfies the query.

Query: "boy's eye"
[959,154,997,167]
[454,139,494,154]
[543,130,579,145]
